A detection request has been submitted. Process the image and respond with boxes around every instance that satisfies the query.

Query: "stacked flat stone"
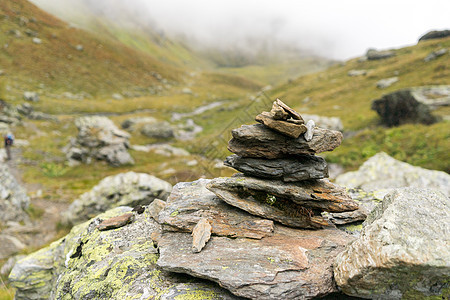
[207,99,358,229]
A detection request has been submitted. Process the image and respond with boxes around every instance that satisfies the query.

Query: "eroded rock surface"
[62,172,172,226]
[334,188,450,299]
[158,225,354,300]
[224,154,328,182]
[228,124,343,158]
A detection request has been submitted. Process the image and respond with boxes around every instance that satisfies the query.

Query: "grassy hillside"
[267,37,450,172]
[0,0,182,97]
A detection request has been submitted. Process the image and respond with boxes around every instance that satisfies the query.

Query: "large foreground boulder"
[62,172,172,226]
[66,116,134,166]
[10,207,239,300]
[336,152,450,197]
[334,188,450,299]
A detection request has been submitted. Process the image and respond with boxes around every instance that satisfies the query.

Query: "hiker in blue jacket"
[4,133,14,160]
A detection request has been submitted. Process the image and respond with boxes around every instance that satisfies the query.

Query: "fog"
[30,0,450,60]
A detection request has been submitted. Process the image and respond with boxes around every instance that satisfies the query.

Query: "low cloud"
[30,0,450,60]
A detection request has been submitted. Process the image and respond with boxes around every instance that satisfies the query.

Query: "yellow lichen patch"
[174,289,220,300]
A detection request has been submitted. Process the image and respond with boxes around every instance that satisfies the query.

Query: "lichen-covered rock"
[10,206,240,300]
[66,116,134,166]
[62,172,172,226]
[336,152,450,197]
[366,48,396,60]
[334,188,450,299]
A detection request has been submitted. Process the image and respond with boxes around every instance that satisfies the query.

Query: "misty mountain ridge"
[28,0,332,70]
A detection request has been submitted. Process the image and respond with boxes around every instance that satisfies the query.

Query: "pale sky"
[31,0,450,60]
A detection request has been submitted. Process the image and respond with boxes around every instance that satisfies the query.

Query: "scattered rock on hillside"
[140,121,175,139]
[336,152,450,197]
[228,124,343,158]
[376,77,399,89]
[371,89,438,126]
[62,171,172,226]
[411,85,450,108]
[121,116,156,130]
[75,44,84,51]
[366,48,396,60]
[302,114,344,131]
[418,29,450,41]
[66,116,134,166]
[224,154,328,182]
[32,37,42,44]
[424,48,447,62]
[347,69,367,77]
[10,207,239,300]
[131,143,189,156]
[111,93,123,100]
[334,188,450,299]
[23,91,39,102]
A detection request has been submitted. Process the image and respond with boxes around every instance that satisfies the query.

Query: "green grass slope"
[268,37,450,172]
[0,0,182,96]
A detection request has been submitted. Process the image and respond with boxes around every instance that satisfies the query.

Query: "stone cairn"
[206,98,358,230]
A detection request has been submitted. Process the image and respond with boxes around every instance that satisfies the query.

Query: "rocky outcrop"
[62,172,172,226]
[10,207,239,300]
[66,116,134,166]
[336,152,450,197]
[334,188,450,299]
[366,48,396,60]
[418,29,450,41]
[228,124,343,158]
[371,88,438,126]
[23,91,39,102]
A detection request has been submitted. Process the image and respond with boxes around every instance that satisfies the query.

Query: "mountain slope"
[267,37,450,172]
[0,0,182,96]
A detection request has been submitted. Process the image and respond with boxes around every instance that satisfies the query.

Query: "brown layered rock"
[206,176,357,230]
[157,225,354,300]
[224,154,328,182]
[228,124,342,158]
[256,112,307,138]
[96,213,134,231]
[158,179,274,239]
[191,218,212,253]
[275,98,303,121]
[207,176,357,213]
